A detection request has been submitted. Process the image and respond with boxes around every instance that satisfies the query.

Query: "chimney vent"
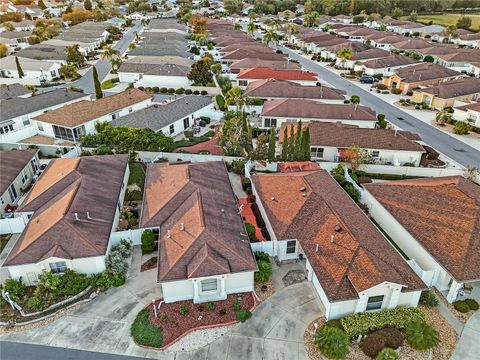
[180,223,185,231]
[74,213,79,220]
[86,211,92,219]
[315,244,319,252]
[334,225,342,232]
[167,230,171,238]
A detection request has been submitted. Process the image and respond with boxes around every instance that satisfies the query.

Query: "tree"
[285,22,298,42]
[435,110,451,126]
[268,128,275,160]
[100,45,120,61]
[263,29,278,47]
[304,11,319,28]
[224,0,243,15]
[187,59,213,86]
[32,18,61,42]
[65,44,85,67]
[337,47,353,68]
[2,22,15,31]
[0,43,7,58]
[314,326,349,360]
[391,7,403,19]
[84,0,92,10]
[265,18,279,30]
[189,14,207,34]
[294,120,303,160]
[62,7,93,25]
[302,126,310,161]
[248,11,257,21]
[408,10,418,22]
[376,114,387,128]
[281,126,288,160]
[456,16,472,30]
[92,65,103,99]
[141,229,155,254]
[247,21,257,36]
[446,24,458,42]
[378,23,387,31]
[405,321,439,351]
[128,43,136,51]
[233,22,241,30]
[225,86,247,112]
[38,0,46,9]
[453,121,471,135]
[59,64,80,80]
[110,57,122,72]
[249,132,269,160]
[218,113,251,156]
[15,56,24,78]
[350,95,360,104]
[344,145,368,172]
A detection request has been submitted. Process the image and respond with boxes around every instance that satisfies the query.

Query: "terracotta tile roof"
[417,77,480,99]
[245,79,345,100]
[33,89,151,127]
[0,149,38,196]
[280,122,425,152]
[364,176,480,282]
[277,161,321,173]
[261,99,376,122]
[237,67,318,81]
[4,155,129,266]
[392,63,461,83]
[252,170,426,301]
[140,162,257,282]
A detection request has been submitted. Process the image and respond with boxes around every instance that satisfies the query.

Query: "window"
[21,170,28,184]
[50,70,56,77]
[311,147,324,158]
[73,125,86,142]
[169,124,174,134]
[286,240,296,254]
[183,117,189,130]
[49,261,67,274]
[129,107,133,113]
[238,80,248,86]
[264,118,277,128]
[371,151,380,158]
[8,184,18,202]
[111,112,119,120]
[22,116,30,126]
[37,122,44,131]
[53,125,74,141]
[201,278,218,292]
[366,295,384,310]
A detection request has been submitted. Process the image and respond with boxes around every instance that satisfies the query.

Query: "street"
[281,47,480,168]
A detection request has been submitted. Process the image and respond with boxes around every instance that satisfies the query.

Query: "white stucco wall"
[260,116,377,129]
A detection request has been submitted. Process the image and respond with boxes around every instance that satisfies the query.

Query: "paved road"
[281,47,480,168]
[0,342,147,360]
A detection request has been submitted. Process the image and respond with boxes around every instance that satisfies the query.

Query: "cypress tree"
[303,127,311,160]
[92,65,103,99]
[294,120,302,160]
[288,123,295,161]
[268,127,275,161]
[15,56,24,79]
[281,126,288,160]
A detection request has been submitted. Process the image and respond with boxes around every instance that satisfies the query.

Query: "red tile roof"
[237,67,318,81]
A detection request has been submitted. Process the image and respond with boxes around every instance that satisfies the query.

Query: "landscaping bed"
[433,288,477,323]
[134,293,255,349]
[140,256,157,272]
[254,279,275,302]
[125,162,145,202]
[0,234,12,252]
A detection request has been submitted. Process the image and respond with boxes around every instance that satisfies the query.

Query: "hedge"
[216,94,225,111]
[340,307,425,338]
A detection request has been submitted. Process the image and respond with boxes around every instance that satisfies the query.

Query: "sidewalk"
[451,310,480,360]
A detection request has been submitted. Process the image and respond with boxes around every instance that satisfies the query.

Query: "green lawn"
[0,234,12,253]
[131,309,163,348]
[125,162,145,202]
[412,13,480,30]
[101,78,119,90]
[173,130,215,149]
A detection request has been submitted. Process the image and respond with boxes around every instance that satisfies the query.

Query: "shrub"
[106,252,128,275]
[184,129,194,139]
[453,121,471,135]
[453,300,470,313]
[112,240,132,259]
[160,313,168,321]
[201,90,208,95]
[376,348,398,360]
[419,290,438,307]
[230,159,245,175]
[241,177,251,191]
[315,326,349,360]
[341,307,425,338]
[245,222,257,242]
[193,90,200,95]
[405,320,439,350]
[323,319,344,331]
[362,328,404,358]
[216,94,225,111]
[25,296,46,312]
[231,299,241,311]
[391,88,402,95]
[160,87,167,93]
[175,88,185,95]
[344,183,360,202]
[179,304,189,316]
[58,270,90,296]
[167,88,175,93]
[236,308,252,322]
[255,251,270,262]
[152,86,159,93]
[3,278,26,303]
[465,298,479,311]
[91,272,125,290]
[185,89,192,94]
[141,229,155,254]
[376,84,388,90]
[254,259,272,283]
[219,309,227,316]
[131,309,163,348]
[207,301,215,311]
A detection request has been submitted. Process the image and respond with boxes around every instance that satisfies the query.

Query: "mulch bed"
[175,128,223,155]
[140,257,157,272]
[147,292,254,348]
[239,198,266,241]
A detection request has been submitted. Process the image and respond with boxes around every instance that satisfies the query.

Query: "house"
[0,149,39,215]
[139,161,257,303]
[321,41,371,62]
[31,89,152,142]
[260,99,377,129]
[368,35,406,51]
[0,20,34,32]
[14,43,69,64]
[118,56,194,88]
[244,79,346,105]
[280,122,424,166]
[251,169,426,320]
[0,56,62,83]
[336,27,380,42]
[111,96,218,137]
[412,77,480,110]
[3,155,130,285]
[454,32,480,48]
[453,101,480,127]
[390,38,432,53]
[336,48,390,69]
[356,55,421,76]
[0,30,31,52]
[0,83,30,100]
[229,58,300,73]
[382,63,462,94]
[363,176,480,303]
[435,51,480,73]
[0,89,89,137]
[236,67,318,89]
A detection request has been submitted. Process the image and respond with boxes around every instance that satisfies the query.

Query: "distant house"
[412,77,480,110]
[0,30,31,52]
[118,56,194,88]
[140,161,257,303]
[251,170,426,320]
[367,35,405,51]
[228,58,300,73]
[236,67,318,89]
[260,99,377,129]
[363,176,480,303]
[3,155,129,285]
[0,149,39,215]
[0,56,62,83]
[453,101,480,127]
[0,20,34,32]
[454,32,480,49]
[111,95,218,137]
[32,89,152,142]
[0,83,31,100]
[15,43,69,64]
[336,48,390,69]
[434,51,480,73]
[356,55,421,76]
[382,63,462,94]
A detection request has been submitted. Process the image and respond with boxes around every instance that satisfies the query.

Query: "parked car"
[360,76,375,84]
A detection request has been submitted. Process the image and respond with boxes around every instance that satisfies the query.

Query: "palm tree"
[248,11,257,22]
[337,47,353,68]
[247,21,256,36]
[405,321,440,351]
[100,45,120,61]
[446,24,458,43]
[265,18,280,30]
[285,22,298,42]
[435,109,452,126]
[263,29,278,47]
[128,43,136,50]
[233,22,241,31]
[110,57,122,72]
[304,11,319,28]
[226,86,247,112]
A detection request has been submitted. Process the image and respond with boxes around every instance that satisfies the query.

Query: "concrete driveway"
[0,278,323,360]
[451,310,480,360]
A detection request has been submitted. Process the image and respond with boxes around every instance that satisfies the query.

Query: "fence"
[137,151,241,164]
[407,259,437,287]
[250,241,274,256]
[0,78,40,86]
[0,217,26,234]
[109,229,144,247]
[0,126,38,144]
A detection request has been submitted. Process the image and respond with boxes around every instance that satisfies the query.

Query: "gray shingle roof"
[0,83,30,101]
[15,44,68,61]
[111,95,213,131]
[0,89,88,122]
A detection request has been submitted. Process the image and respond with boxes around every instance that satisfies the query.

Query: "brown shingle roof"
[261,99,376,122]
[33,89,151,127]
[238,67,317,81]
[350,48,390,61]
[252,170,426,301]
[230,58,300,71]
[4,155,129,266]
[245,79,345,100]
[0,149,38,196]
[418,77,480,99]
[364,177,480,282]
[361,55,420,69]
[140,162,257,282]
[393,63,461,83]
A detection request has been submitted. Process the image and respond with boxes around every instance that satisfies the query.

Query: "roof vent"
[299,186,306,192]
[180,223,184,231]
[86,211,92,219]
[221,208,225,213]
[74,213,79,220]
[271,196,276,201]
[302,193,307,197]
[331,234,335,243]
[315,244,319,252]
[334,225,342,232]
[166,230,171,238]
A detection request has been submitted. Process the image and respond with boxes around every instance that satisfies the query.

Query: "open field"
[414,13,480,30]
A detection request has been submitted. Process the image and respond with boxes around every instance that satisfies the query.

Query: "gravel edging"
[433,288,474,323]
[254,279,275,302]
[165,324,234,352]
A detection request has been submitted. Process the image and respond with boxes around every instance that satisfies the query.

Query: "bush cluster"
[419,290,439,307]
[254,259,272,283]
[315,326,349,360]
[141,229,156,254]
[230,159,245,175]
[241,177,251,191]
[376,348,398,360]
[245,222,257,242]
[454,299,479,313]
[361,327,404,358]
[131,309,163,347]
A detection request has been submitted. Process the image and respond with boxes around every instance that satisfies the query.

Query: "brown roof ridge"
[63,218,108,255]
[187,243,231,278]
